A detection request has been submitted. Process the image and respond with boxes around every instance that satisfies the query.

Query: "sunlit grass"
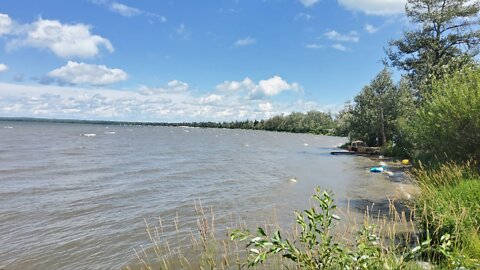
[413,161,480,267]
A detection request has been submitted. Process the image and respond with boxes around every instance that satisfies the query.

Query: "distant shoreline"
[0,114,342,137]
[0,116,186,127]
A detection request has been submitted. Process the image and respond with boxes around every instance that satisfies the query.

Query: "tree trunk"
[379,107,387,147]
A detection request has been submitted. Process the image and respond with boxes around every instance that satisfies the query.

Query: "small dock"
[330,151,355,155]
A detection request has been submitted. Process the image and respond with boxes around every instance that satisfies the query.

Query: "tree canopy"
[349,69,415,147]
[387,0,480,99]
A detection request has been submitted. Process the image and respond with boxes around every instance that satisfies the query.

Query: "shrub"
[231,188,426,270]
[411,67,480,164]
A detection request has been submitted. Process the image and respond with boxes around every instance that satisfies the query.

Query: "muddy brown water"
[0,121,413,269]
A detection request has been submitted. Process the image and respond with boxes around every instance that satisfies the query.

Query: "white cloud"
[365,24,379,34]
[8,18,113,58]
[234,37,256,47]
[338,0,406,15]
[324,30,359,43]
[109,2,142,17]
[91,0,167,22]
[0,77,334,122]
[254,76,301,97]
[0,13,12,36]
[299,0,320,7]
[332,43,348,51]
[0,63,8,72]
[216,77,255,92]
[199,94,222,104]
[306,43,323,49]
[139,80,189,95]
[48,61,128,85]
[167,80,189,92]
[258,102,273,112]
[217,76,300,98]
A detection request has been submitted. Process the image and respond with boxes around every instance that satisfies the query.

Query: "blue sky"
[0,0,408,122]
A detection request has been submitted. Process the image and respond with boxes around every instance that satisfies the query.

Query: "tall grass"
[413,161,480,268]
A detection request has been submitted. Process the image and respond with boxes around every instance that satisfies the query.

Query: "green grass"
[414,162,480,268]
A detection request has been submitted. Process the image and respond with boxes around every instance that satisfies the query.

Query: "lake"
[0,121,411,269]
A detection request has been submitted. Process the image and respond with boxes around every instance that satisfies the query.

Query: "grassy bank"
[413,162,480,268]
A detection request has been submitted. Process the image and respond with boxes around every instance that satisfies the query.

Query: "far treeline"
[184,111,335,135]
[205,0,480,165]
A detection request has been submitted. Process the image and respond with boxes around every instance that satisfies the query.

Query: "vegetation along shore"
[127,0,480,269]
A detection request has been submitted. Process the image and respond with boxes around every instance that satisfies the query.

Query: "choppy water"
[0,121,409,269]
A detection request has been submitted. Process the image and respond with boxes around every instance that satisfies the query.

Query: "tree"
[350,68,414,147]
[386,0,480,99]
[333,101,353,137]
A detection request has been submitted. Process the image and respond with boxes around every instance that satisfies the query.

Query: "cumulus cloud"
[234,37,256,47]
[338,0,406,15]
[254,76,301,97]
[365,24,379,34]
[0,76,333,122]
[0,63,8,72]
[216,76,300,98]
[216,78,255,92]
[8,18,113,58]
[166,80,189,92]
[199,94,222,104]
[0,13,12,36]
[48,61,128,85]
[299,0,320,7]
[139,80,189,95]
[324,30,359,43]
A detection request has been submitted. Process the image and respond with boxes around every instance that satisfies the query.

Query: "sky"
[0,0,409,122]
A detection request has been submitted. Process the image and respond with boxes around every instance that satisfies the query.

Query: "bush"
[411,67,480,164]
[231,188,429,270]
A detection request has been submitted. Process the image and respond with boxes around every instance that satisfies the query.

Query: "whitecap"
[104,131,116,135]
[81,133,96,137]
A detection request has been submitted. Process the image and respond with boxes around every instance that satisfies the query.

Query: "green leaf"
[257,227,267,237]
